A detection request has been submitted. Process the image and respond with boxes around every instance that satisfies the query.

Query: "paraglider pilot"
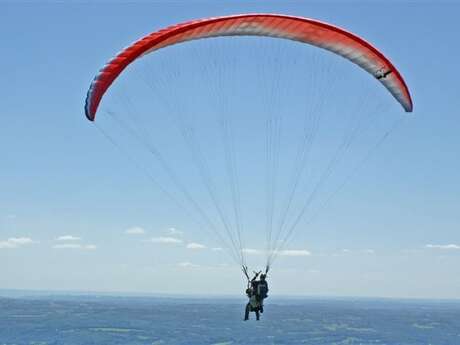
[243,267,269,321]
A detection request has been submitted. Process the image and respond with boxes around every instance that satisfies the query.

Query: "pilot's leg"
[244,303,250,321]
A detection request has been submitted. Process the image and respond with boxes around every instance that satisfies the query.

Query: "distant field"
[1,294,459,344]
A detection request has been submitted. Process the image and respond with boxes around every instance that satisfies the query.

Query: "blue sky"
[1,1,459,299]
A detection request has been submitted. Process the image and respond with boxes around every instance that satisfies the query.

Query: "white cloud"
[53,243,97,250]
[124,227,145,235]
[177,261,200,268]
[278,249,311,257]
[186,242,206,250]
[6,214,17,219]
[425,244,460,250]
[9,237,34,245]
[0,241,16,249]
[242,248,264,255]
[242,248,311,257]
[0,237,35,249]
[55,235,81,241]
[167,227,184,236]
[363,249,375,254]
[149,237,183,244]
[331,249,351,256]
[212,247,223,251]
[53,244,81,249]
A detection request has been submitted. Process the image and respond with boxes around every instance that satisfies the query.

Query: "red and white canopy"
[85,13,413,121]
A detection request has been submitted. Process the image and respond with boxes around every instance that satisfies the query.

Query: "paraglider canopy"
[85,13,412,121]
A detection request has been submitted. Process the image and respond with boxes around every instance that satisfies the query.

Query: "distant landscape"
[1,291,459,345]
